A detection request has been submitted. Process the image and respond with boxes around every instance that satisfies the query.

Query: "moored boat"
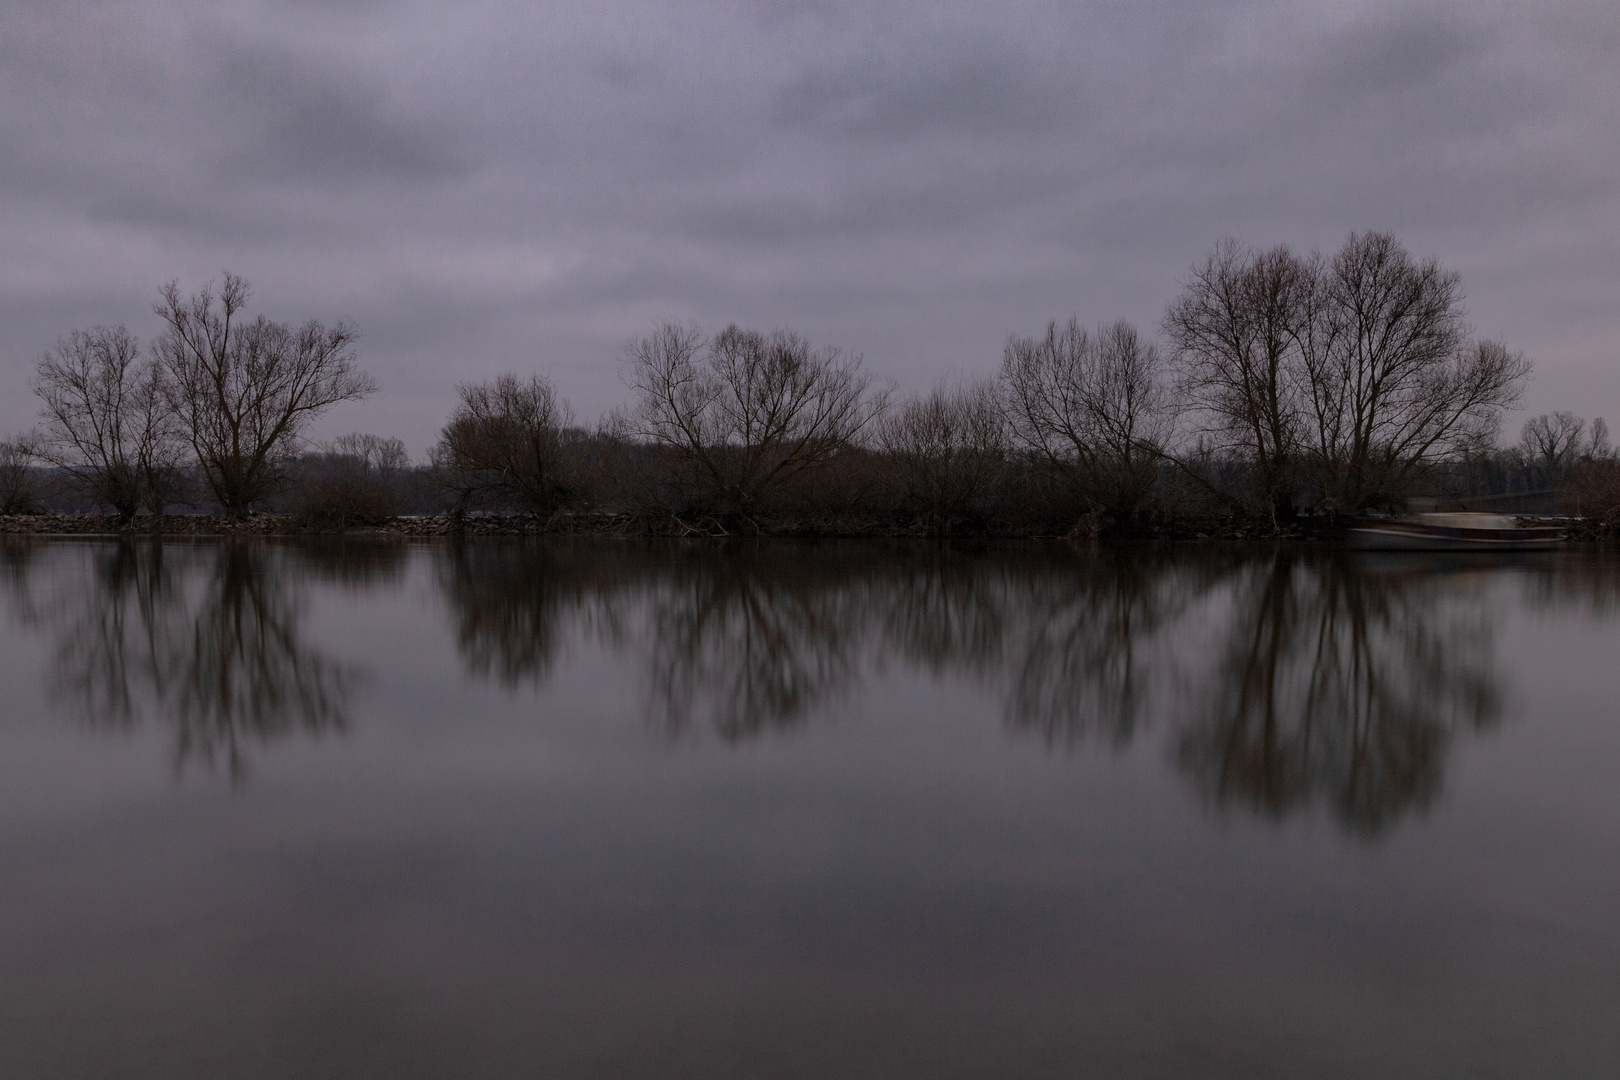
[1346,512,1565,551]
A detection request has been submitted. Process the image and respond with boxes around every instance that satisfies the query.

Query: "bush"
[293,467,401,530]
[0,438,42,515]
[291,435,408,530]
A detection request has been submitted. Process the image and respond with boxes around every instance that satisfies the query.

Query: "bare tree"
[32,325,179,521]
[293,432,411,529]
[1163,240,1311,518]
[0,435,41,515]
[1592,418,1612,459]
[999,318,1172,519]
[1522,413,1620,516]
[1164,233,1533,516]
[877,379,1006,527]
[1295,233,1529,509]
[328,433,409,476]
[1519,411,1589,480]
[432,374,575,516]
[153,273,374,518]
[621,321,887,517]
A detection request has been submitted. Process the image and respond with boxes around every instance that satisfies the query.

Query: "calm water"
[2,537,1619,1078]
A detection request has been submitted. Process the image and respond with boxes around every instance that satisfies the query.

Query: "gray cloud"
[219,65,474,185]
[774,40,1080,143]
[1,0,1617,454]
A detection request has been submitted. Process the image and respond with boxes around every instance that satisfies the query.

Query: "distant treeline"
[4,232,1617,534]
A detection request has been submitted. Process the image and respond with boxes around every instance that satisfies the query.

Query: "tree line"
[3,232,1613,532]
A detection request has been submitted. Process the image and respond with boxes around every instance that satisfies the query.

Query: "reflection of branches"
[41,540,355,779]
[432,537,1506,842]
[47,542,180,726]
[880,548,1007,676]
[1521,551,1620,618]
[635,543,1215,745]
[0,536,42,621]
[437,541,617,686]
[168,544,353,776]
[1000,547,1226,748]
[641,547,867,740]
[440,541,874,740]
[1178,552,1500,835]
[284,537,407,588]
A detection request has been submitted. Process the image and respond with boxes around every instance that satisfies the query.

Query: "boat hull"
[1346,521,1565,551]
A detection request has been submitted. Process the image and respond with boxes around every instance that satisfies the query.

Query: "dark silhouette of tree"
[1165,233,1532,514]
[876,380,1007,529]
[153,273,374,518]
[1297,233,1529,509]
[1163,241,1309,520]
[294,434,411,529]
[999,319,1172,521]
[621,322,887,519]
[32,325,179,520]
[433,375,576,517]
[0,437,42,515]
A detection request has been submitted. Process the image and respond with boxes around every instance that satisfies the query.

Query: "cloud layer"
[3,0,1616,453]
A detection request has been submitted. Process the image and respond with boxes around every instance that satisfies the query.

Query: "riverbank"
[0,511,1311,540]
[1,511,1603,541]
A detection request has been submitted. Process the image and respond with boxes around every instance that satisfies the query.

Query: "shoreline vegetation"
[7,233,1620,538]
[1,511,1611,541]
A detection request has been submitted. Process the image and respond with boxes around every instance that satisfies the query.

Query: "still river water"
[1,537,1618,1078]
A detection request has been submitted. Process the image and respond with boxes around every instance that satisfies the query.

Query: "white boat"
[1346,512,1565,551]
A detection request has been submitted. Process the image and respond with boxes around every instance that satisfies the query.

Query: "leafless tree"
[621,321,887,517]
[293,432,411,529]
[432,373,575,516]
[329,432,409,475]
[1295,233,1529,509]
[999,318,1172,519]
[877,379,1006,527]
[1164,233,1533,516]
[1519,411,1589,478]
[0,435,41,514]
[1163,240,1312,518]
[32,325,179,521]
[153,273,375,518]
[1525,413,1620,515]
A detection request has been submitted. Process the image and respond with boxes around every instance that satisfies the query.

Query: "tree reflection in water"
[1521,548,1620,617]
[637,546,870,740]
[285,537,408,589]
[0,536,42,621]
[1177,552,1502,835]
[437,541,876,740]
[40,540,359,778]
[438,540,1511,831]
[997,547,1232,748]
[879,546,1009,678]
[436,540,628,687]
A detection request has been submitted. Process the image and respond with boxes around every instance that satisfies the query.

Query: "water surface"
[1,537,1618,1078]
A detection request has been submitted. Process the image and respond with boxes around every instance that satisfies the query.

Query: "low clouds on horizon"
[3,0,1616,454]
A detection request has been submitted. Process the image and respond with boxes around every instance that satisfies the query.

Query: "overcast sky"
[2,0,1616,456]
